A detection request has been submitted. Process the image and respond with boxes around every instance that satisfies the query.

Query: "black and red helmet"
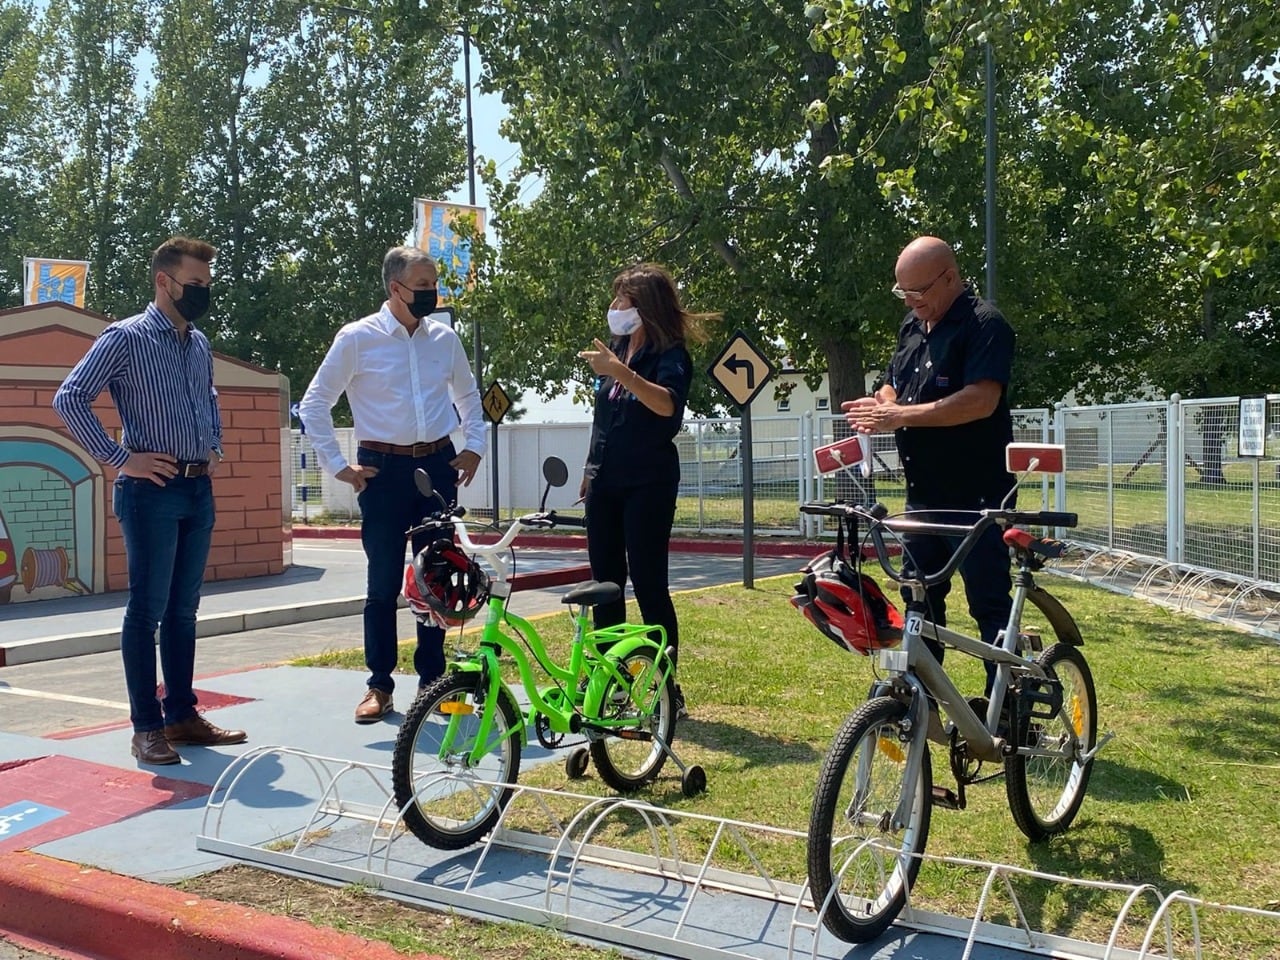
[403,540,490,627]
[791,551,903,656]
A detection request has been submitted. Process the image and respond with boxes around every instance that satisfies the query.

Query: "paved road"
[0,539,803,738]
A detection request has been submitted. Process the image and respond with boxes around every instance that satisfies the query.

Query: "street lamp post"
[984,42,997,305]
[462,28,481,388]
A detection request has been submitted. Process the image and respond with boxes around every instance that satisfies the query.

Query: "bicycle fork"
[864,672,933,831]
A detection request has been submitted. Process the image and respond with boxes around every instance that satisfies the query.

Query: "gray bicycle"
[798,443,1112,943]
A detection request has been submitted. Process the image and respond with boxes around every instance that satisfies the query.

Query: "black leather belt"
[359,438,450,457]
[175,461,210,477]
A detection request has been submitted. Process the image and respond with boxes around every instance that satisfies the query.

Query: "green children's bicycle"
[390,456,706,851]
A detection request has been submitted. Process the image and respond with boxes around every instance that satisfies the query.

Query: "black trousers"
[584,477,680,670]
[900,503,1013,687]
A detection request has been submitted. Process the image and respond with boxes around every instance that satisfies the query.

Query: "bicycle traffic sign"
[707,330,776,408]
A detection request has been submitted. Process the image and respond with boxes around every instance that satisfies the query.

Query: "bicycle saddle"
[561,580,623,606]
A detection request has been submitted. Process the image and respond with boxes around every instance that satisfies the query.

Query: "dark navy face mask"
[165,274,211,322]
[402,286,438,319]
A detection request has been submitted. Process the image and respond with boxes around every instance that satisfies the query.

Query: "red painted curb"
[510,563,593,592]
[0,851,445,960]
[292,525,816,558]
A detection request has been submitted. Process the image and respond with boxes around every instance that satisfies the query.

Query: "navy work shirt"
[585,339,693,488]
[886,287,1015,508]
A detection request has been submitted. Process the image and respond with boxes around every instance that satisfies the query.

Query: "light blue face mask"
[607,307,642,336]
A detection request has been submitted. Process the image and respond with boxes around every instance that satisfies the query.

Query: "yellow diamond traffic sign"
[708,330,776,408]
[482,381,512,424]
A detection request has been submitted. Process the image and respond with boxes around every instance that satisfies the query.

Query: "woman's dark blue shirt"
[585,339,693,488]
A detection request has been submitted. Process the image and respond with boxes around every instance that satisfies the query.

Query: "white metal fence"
[289,394,1280,583]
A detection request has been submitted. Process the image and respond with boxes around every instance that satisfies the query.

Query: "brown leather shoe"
[163,714,247,746]
[355,688,393,724]
[132,729,180,765]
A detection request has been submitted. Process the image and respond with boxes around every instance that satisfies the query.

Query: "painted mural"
[0,432,104,604]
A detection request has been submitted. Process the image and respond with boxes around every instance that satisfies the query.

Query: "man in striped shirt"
[53,236,247,765]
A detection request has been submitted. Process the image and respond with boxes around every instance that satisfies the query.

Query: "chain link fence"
[288,394,1279,586]
[1055,395,1280,582]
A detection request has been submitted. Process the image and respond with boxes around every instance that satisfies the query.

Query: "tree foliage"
[0,0,466,416]
[0,0,1275,416]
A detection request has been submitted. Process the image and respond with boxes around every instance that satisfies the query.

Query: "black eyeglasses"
[891,267,949,300]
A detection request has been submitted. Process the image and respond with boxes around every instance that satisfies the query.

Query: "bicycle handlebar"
[405,509,586,559]
[800,500,1078,588]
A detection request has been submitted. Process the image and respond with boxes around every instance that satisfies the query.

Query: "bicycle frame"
[873,549,1105,830]
[432,516,673,766]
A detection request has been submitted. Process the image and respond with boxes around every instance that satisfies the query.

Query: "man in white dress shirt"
[299,247,485,723]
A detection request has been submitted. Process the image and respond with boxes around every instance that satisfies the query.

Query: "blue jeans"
[113,475,215,732]
[356,445,458,693]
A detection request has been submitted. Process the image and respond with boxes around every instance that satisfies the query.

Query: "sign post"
[707,331,776,589]
[482,381,512,520]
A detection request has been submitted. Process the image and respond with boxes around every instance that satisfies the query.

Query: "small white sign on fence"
[1239,396,1267,457]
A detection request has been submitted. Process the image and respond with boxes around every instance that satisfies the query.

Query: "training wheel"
[565,746,590,780]
[681,764,707,797]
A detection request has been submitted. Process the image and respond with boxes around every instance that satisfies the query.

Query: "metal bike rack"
[197,746,1279,960]
[1053,548,1280,642]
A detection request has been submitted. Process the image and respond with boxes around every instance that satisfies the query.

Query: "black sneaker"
[674,685,689,720]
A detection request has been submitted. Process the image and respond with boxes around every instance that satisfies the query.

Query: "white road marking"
[0,686,130,710]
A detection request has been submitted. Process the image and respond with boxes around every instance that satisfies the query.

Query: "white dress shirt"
[298,304,486,476]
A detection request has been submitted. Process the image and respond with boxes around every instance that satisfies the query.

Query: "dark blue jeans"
[356,445,458,694]
[585,478,680,669]
[113,474,215,732]
[900,502,1013,689]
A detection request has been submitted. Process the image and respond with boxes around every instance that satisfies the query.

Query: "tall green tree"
[810,0,1280,409]
[16,0,146,314]
[459,0,946,414]
[0,0,41,306]
[249,5,466,401]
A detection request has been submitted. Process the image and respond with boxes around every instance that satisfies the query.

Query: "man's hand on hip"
[120,452,179,485]
[337,465,378,492]
[451,450,481,487]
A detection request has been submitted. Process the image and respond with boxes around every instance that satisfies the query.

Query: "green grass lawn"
[295,569,1280,957]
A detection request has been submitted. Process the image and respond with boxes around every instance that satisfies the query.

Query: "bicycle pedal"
[930,785,965,810]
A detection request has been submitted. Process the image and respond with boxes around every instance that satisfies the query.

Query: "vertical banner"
[23,258,91,307]
[413,200,485,302]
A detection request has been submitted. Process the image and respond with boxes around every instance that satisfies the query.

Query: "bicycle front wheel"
[391,672,522,850]
[589,649,676,792]
[807,696,932,944]
[1005,643,1097,841]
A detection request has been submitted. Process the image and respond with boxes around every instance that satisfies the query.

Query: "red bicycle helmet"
[791,551,904,656]
[404,540,490,627]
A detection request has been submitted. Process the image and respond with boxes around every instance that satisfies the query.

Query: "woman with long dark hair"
[578,263,713,718]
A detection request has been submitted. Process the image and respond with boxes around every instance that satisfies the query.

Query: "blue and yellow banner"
[23,258,90,307]
[413,200,485,303]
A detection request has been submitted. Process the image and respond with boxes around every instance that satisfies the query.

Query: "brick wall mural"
[0,302,291,606]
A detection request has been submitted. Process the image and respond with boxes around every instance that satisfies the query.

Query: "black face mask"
[400,286,438,319]
[164,274,211,322]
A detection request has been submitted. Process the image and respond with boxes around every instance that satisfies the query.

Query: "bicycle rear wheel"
[807,696,932,943]
[392,672,522,850]
[1005,643,1097,841]
[589,649,676,792]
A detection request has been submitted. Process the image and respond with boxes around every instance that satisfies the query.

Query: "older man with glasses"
[842,235,1016,688]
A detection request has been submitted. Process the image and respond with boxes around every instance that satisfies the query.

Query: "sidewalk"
[0,536,821,960]
[0,530,813,667]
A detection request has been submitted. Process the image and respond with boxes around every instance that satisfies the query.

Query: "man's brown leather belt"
[175,461,210,477]
[359,438,450,457]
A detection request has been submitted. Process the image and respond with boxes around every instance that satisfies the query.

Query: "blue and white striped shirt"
[53,304,222,468]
